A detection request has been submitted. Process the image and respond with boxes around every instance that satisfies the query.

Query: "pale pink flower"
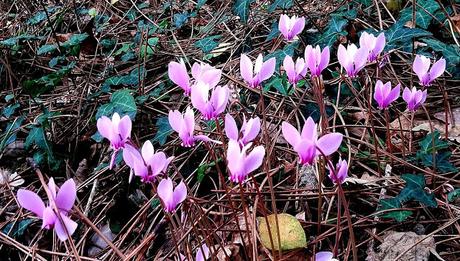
[329,159,348,185]
[373,80,400,109]
[191,82,229,120]
[225,113,260,147]
[227,140,265,183]
[282,117,343,165]
[168,59,222,95]
[402,87,427,111]
[316,251,338,261]
[168,107,221,147]
[278,14,305,41]
[359,32,385,62]
[337,44,368,77]
[240,53,276,88]
[304,45,330,77]
[283,55,307,84]
[412,55,446,86]
[97,113,132,169]
[157,178,187,213]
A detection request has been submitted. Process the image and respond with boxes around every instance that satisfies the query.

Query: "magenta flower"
[191,82,229,120]
[316,251,338,261]
[402,87,427,111]
[123,141,173,183]
[227,140,265,183]
[359,32,385,62]
[17,178,77,241]
[278,14,305,41]
[337,44,368,77]
[168,107,221,147]
[168,60,222,95]
[329,159,348,185]
[304,45,330,77]
[283,55,307,85]
[157,178,187,213]
[240,53,276,88]
[373,80,400,109]
[225,113,260,147]
[413,55,446,86]
[282,117,343,165]
[97,113,132,169]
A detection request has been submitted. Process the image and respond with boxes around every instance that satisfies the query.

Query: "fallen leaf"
[111,0,119,4]
[257,213,307,251]
[374,231,435,261]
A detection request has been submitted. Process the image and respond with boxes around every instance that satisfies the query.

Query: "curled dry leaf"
[375,231,435,261]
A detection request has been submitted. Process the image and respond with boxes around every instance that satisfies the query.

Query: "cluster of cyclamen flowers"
[15,15,446,253]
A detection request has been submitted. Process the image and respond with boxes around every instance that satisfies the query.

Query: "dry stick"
[238,182,254,257]
[259,87,282,258]
[73,208,125,259]
[368,89,383,177]
[333,186,341,257]
[384,109,394,166]
[338,183,358,261]
[436,81,453,140]
[33,168,82,261]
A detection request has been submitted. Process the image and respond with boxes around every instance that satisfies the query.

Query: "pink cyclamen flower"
[225,113,260,147]
[304,45,330,77]
[191,82,229,120]
[169,107,221,147]
[329,159,348,185]
[168,59,222,95]
[17,178,77,241]
[316,251,338,261]
[373,80,400,109]
[180,244,210,261]
[359,32,386,62]
[240,53,276,88]
[97,113,132,169]
[123,141,173,183]
[227,140,265,183]
[278,14,305,41]
[337,44,368,77]
[157,178,187,213]
[413,55,446,86]
[402,87,427,111]
[283,55,307,85]
[282,117,343,165]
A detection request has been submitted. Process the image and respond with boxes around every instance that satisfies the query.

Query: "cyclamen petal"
[316,251,338,261]
[278,15,305,41]
[283,55,307,84]
[169,107,216,147]
[129,140,172,182]
[191,82,229,120]
[168,59,191,95]
[282,117,343,165]
[158,178,187,212]
[402,87,427,111]
[337,44,368,77]
[240,54,276,88]
[227,140,265,183]
[305,45,330,77]
[373,80,400,109]
[225,114,260,146]
[413,55,445,86]
[329,159,348,185]
[359,32,386,61]
[195,244,210,261]
[16,178,78,241]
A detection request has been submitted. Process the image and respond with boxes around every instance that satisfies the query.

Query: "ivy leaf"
[195,35,221,53]
[421,38,460,71]
[378,198,412,222]
[399,0,440,29]
[197,0,207,8]
[140,37,159,58]
[174,12,190,28]
[398,174,437,207]
[27,11,47,25]
[0,117,24,150]
[152,117,172,146]
[268,0,293,13]
[265,42,298,70]
[448,189,460,202]
[2,219,34,238]
[266,21,280,41]
[25,126,60,171]
[2,103,20,118]
[96,89,137,120]
[384,21,432,51]
[233,0,255,23]
[37,44,58,55]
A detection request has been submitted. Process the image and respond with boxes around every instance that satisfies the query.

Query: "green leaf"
[0,117,24,150]
[152,117,172,146]
[194,35,221,53]
[174,12,190,28]
[384,21,432,51]
[268,0,293,12]
[27,11,46,25]
[266,21,280,41]
[37,44,58,55]
[25,126,60,171]
[197,0,207,8]
[258,213,307,251]
[140,37,159,58]
[421,38,460,70]
[2,219,34,238]
[96,89,137,120]
[233,0,255,23]
[265,42,298,70]
[2,103,20,118]
[62,33,89,47]
[399,0,440,29]
[448,189,460,202]
[378,198,412,222]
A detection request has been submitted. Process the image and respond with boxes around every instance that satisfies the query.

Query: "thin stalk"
[384,109,394,165]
